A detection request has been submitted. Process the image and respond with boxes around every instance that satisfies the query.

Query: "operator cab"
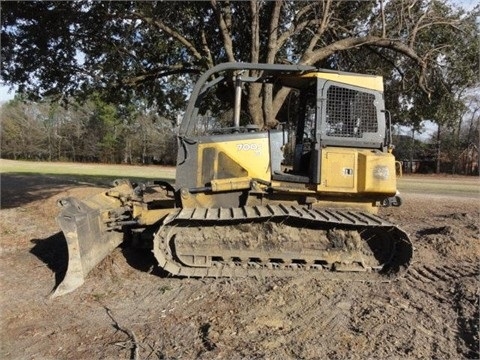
[272,73,387,184]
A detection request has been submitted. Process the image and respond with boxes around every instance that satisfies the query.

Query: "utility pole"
[436,123,441,174]
[410,127,415,173]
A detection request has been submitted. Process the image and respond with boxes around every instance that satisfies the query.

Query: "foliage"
[2,1,478,126]
[0,97,177,164]
[431,92,480,174]
[392,95,480,175]
[0,98,47,159]
[392,134,437,173]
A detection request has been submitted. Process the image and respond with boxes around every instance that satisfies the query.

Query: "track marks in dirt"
[400,261,479,359]
[352,286,455,358]
[406,263,478,284]
[452,278,480,359]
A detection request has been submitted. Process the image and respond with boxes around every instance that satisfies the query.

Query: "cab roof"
[279,71,384,93]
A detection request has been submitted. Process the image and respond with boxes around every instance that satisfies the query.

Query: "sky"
[0,84,16,103]
[394,120,437,141]
[452,0,478,11]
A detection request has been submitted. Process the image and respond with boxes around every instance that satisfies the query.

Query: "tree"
[432,90,480,174]
[0,99,47,159]
[0,95,177,164]
[2,0,478,129]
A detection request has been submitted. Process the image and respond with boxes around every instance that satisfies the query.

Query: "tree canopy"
[2,0,478,127]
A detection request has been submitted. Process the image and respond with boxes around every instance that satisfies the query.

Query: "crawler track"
[153,205,413,280]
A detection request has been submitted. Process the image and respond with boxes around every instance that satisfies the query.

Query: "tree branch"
[275,2,320,55]
[380,0,386,38]
[200,29,215,68]
[250,0,260,63]
[266,0,283,64]
[105,306,139,360]
[276,19,313,50]
[211,0,235,62]
[128,11,203,61]
[122,65,201,87]
[300,35,430,95]
[409,5,429,47]
[306,0,333,54]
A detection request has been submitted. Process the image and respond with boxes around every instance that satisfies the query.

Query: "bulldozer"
[53,62,412,297]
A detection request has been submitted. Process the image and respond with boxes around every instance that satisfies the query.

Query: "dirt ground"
[0,173,479,359]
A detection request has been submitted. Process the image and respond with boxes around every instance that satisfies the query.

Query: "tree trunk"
[263,84,274,127]
[247,81,263,127]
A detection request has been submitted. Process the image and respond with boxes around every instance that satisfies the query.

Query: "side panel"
[321,151,356,190]
[197,134,271,186]
[176,132,271,190]
[318,147,396,195]
[357,151,396,194]
[176,132,272,208]
[269,129,289,174]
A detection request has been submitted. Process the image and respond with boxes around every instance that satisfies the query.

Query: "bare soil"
[1,173,479,359]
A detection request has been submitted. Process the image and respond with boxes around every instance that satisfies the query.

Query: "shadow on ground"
[30,232,69,293]
[29,231,168,295]
[121,245,169,278]
[1,173,109,209]
[1,173,174,209]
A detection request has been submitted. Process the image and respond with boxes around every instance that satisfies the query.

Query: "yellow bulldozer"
[54,62,412,297]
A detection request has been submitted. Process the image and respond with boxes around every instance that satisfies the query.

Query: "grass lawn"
[0,159,176,185]
[1,159,478,197]
[397,174,479,197]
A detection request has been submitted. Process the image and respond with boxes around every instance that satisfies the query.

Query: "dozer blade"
[52,196,125,298]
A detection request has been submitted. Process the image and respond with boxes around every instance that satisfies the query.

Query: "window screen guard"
[321,83,385,146]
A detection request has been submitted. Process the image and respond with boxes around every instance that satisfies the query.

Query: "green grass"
[398,175,479,197]
[1,159,478,197]
[0,159,176,185]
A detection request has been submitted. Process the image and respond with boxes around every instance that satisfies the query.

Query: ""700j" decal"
[236,143,262,155]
